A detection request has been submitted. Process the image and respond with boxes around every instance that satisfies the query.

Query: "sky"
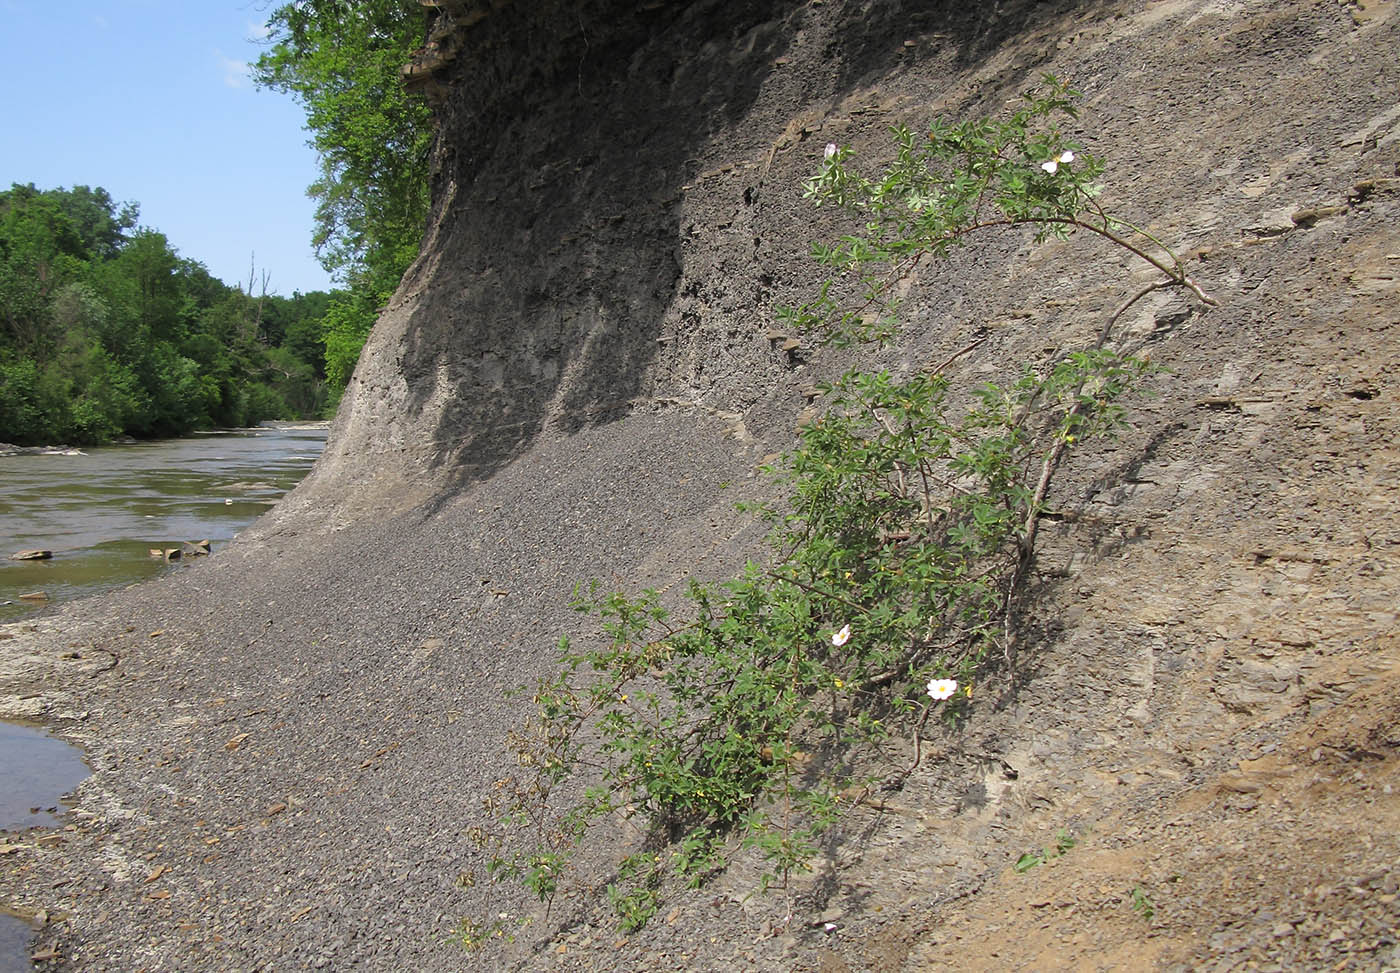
[0,1,336,296]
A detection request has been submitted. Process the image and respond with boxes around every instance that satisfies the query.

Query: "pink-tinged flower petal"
[1040,159,1059,174]
[831,624,851,646]
[824,143,837,160]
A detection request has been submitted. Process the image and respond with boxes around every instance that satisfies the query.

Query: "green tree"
[262,344,322,417]
[263,290,333,376]
[0,184,335,444]
[253,0,433,391]
[111,229,183,343]
[0,355,63,443]
[0,185,91,353]
[320,289,379,391]
[48,184,138,260]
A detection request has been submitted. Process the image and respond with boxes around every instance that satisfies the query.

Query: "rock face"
[4,1,1399,971]
[288,0,795,519]
[279,0,1090,524]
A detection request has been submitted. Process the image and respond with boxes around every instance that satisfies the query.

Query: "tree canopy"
[253,0,434,390]
[0,183,332,445]
[1,3,435,444]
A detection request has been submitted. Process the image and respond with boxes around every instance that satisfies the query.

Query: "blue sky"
[0,1,337,296]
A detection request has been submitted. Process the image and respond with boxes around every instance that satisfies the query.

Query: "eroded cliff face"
[280,0,1104,522]
[283,1,1400,966]
[5,1,1398,970]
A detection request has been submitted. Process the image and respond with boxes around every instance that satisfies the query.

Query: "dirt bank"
[3,0,1399,969]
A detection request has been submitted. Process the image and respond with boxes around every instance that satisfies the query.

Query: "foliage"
[321,289,380,391]
[606,853,664,932]
[0,183,334,444]
[781,77,1211,346]
[1014,828,1078,873]
[477,78,1215,934]
[254,0,433,392]
[1131,885,1156,921]
[4,0,435,437]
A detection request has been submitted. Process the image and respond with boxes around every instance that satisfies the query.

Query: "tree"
[253,0,433,391]
[253,1,431,293]
[0,184,336,444]
[49,185,138,260]
[111,229,183,342]
[0,185,91,353]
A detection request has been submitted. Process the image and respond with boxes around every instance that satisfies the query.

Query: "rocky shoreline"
[0,445,89,458]
[3,0,1399,970]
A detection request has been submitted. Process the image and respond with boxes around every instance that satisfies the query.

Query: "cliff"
[279,0,1133,523]
[3,0,1399,969]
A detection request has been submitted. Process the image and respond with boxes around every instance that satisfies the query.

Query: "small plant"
[1014,828,1077,872]
[455,917,505,952]
[476,76,1214,934]
[607,853,664,932]
[1131,885,1156,921]
[455,910,531,952]
[1013,852,1044,873]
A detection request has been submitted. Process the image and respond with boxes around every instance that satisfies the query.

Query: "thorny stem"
[1001,214,1210,674]
[926,335,989,375]
[814,211,1216,347]
[765,569,869,615]
[1102,278,1176,344]
[913,445,940,540]
[907,703,933,776]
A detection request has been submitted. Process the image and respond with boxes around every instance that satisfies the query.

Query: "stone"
[1290,204,1348,228]
[1242,207,1296,237]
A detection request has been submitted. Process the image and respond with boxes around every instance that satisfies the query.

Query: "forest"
[1,1,431,447]
[0,182,333,445]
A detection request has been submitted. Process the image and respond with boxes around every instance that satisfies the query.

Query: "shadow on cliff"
[384,0,1116,515]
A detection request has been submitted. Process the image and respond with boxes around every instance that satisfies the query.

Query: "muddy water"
[0,914,31,973]
[0,721,89,830]
[0,423,327,969]
[0,423,327,620]
[0,721,89,969]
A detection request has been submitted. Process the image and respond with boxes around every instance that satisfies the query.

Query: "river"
[0,423,328,621]
[1,423,327,969]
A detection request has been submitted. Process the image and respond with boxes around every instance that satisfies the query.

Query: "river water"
[0,423,328,621]
[0,423,327,969]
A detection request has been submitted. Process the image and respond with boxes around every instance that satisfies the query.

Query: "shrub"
[477,76,1215,931]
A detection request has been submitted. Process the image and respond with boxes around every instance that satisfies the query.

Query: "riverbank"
[3,0,1399,970]
[0,424,327,622]
[5,387,1398,971]
[0,410,768,969]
